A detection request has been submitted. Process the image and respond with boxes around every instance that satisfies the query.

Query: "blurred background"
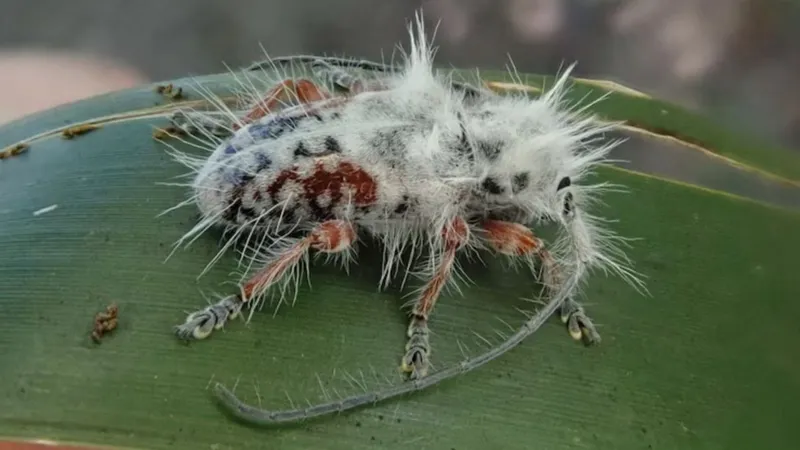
[0,0,798,152]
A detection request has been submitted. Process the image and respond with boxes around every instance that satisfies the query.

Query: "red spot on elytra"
[266,157,378,213]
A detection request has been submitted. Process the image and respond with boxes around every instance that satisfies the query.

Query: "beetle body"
[163,11,644,426]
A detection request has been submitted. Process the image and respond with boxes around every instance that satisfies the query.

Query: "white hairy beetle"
[161,11,645,425]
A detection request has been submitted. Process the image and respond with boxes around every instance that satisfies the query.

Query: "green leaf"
[1,63,799,450]
[479,70,800,186]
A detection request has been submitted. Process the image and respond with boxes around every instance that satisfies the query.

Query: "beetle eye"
[556,176,571,191]
[563,192,574,216]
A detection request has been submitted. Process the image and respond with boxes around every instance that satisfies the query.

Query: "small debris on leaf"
[62,123,100,139]
[32,204,58,216]
[153,126,186,140]
[91,303,119,343]
[156,83,184,100]
[0,142,29,160]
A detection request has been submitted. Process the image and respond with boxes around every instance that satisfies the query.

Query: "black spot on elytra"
[355,205,373,216]
[482,177,504,195]
[250,115,300,140]
[370,129,407,158]
[223,168,251,188]
[239,207,257,219]
[266,203,281,218]
[324,136,342,153]
[394,195,411,214]
[282,207,298,224]
[293,137,343,159]
[478,140,502,160]
[557,176,571,191]
[254,153,272,173]
[224,172,258,222]
[293,141,312,158]
[512,172,530,193]
[224,186,244,222]
[308,203,333,221]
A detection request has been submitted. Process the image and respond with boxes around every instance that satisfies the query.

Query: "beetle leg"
[174,220,357,341]
[481,219,600,345]
[400,217,470,380]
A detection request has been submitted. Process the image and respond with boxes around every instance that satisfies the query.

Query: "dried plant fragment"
[156,83,185,100]
[91,303,119,343]
[62,123,100,139]
[0,142,29,160]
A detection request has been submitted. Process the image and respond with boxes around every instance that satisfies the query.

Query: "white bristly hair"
[159,8,646,426]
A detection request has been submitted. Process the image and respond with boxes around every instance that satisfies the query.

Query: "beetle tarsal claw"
[401,319,431,379]
[174,294,243,341]
[400,347,430,380]
[560,298,601,345]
